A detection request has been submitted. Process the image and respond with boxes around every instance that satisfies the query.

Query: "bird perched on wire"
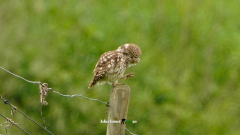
[88,43,142,89]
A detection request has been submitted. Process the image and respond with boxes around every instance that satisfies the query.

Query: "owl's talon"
[126,73,134,81]
[112,83,124,87]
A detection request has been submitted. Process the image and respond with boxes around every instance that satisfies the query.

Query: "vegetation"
[1,0,240,134]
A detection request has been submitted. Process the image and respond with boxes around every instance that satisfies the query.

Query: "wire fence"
[0,96,54,135]
[0,67,41,84]
[0,113,30,135]
[49,89,108,105]
[0,67,136,135]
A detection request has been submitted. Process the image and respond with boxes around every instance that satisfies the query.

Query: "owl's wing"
[93,50,119,73]
[88,51,117,88]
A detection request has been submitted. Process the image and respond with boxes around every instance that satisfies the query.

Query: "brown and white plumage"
[88,43,142,89]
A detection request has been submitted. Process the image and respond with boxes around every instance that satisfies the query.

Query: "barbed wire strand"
[126,128,137,135]
[0,96,54,135]
[0,67,108,105]
[0,67,40,84]
[48,88,108,105]
[0,113,30,135]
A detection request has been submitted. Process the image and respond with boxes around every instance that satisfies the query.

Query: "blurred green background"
[1,0,240,134]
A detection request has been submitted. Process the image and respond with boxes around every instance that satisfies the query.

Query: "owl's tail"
[88,70,106,89]
[88,81,96,89]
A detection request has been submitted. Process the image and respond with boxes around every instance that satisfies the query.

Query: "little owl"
[88,43,142,89]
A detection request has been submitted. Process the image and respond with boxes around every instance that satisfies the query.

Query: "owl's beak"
[134,58,140,64]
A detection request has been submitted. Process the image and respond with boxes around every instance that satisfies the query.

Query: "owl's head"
[117,44,142,65]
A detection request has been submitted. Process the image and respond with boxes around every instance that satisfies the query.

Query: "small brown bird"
[88,43,142,89]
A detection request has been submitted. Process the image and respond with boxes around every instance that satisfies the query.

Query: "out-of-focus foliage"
[1,0,240,134]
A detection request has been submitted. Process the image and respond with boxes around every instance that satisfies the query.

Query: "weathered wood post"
[106,85,130,135]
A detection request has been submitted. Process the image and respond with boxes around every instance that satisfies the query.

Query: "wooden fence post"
[106,85,130,135]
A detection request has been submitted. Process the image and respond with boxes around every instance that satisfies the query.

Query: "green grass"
[1,0,240,134]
